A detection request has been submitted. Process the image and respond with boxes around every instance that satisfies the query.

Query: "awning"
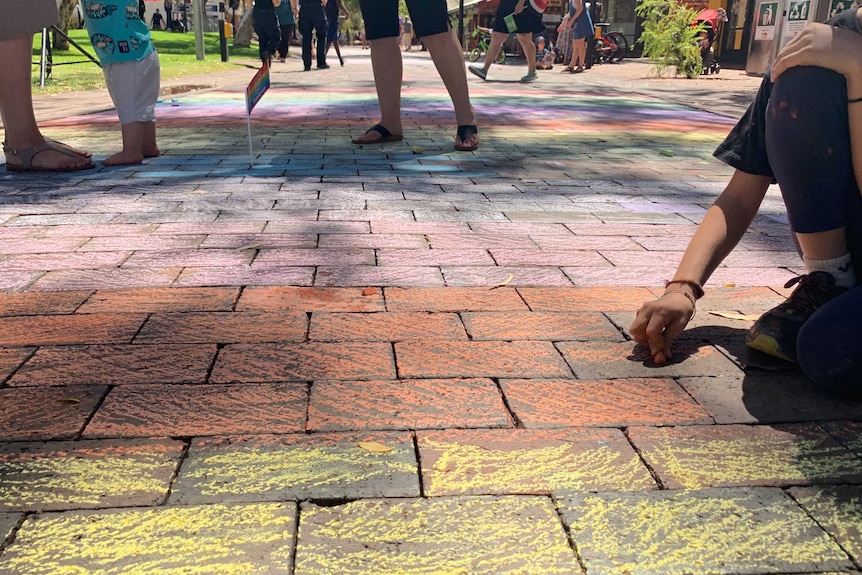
[447,0,484,13]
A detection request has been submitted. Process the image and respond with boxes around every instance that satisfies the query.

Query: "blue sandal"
[352,124,403,144]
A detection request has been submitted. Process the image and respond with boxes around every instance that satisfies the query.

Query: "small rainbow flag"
[245,61,270,115]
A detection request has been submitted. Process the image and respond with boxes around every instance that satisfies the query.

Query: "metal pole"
[218,2,229,61]
[193,0,205,60]
[40,29,48,88]
[458,0,465,48]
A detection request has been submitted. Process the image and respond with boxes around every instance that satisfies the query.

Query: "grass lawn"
[32,29,260,94]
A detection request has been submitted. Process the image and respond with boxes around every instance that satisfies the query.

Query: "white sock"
[803,253,857,288]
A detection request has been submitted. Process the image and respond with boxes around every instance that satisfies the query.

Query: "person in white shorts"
[82,0,161,165]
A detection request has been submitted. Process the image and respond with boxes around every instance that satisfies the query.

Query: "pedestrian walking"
[468,0,545,82]
[138,0,146,20]
[292,0,328,70]
[325,0,349,66]
[630,8,862,396]
[352,0,478,151]
[274,0,295,62]
[402,17,413,50]
[164,0,173,28]
[253,0,282,65]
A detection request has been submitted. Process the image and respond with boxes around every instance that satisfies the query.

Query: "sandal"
[454,125,479,152]
[561,67,575,73]
[3,140,95,172]
[46,139,92,158]
[351,124,403,145]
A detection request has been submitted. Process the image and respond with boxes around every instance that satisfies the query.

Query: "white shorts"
[104,51,161,125]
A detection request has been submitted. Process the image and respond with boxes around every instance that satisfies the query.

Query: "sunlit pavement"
[0,48,860,574]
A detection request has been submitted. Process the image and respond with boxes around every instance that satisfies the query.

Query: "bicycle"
[468,27,506,65]
[592,27,628,64]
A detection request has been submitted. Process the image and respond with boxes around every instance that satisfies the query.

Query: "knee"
[796,297,862,398]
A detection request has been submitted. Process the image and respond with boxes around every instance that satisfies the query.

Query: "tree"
[635,0,705,78]
[54,0,78,51]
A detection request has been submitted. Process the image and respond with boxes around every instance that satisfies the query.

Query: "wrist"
[664,279,704,299]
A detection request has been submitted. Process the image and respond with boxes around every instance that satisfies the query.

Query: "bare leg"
[573,38,586,68]
[423,30,475,127]
[796,229,847,260]
[0,35,91,170]
[104,121,146,165]
[478,31,508,72]
[142,121,160,158]
[516,32,536,73]
[331,40,344,65]
[352,36,403,143]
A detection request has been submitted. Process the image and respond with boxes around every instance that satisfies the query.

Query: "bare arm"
[771,14,862,194]
[630,170,772,363]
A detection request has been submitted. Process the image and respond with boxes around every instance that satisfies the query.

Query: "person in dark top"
[138,0,146,20]
[468,0,546,82]
[253,0,282,65]
[325,0,349,66]
[150,8,165,30]
[631,8,862,397]
[274,0,295,62]
[292,0,328,71]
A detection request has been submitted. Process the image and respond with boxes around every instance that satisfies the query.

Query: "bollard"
[218,2,229,62]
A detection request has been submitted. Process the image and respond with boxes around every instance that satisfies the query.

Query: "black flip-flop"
[454,125,479,152]
[352,124,403,144]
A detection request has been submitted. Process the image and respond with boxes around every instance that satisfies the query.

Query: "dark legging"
[253,9,280,62]
[278,23,294,58]
[765,66,862,397]
[299,7,327,69]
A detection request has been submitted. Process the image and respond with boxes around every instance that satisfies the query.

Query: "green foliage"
[635,0,706,78]
[32,30,259,94]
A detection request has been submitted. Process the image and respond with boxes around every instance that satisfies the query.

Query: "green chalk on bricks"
[659,149,675,157]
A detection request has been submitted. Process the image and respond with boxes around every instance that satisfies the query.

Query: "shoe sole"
[468,67,487,80]
[745,333,797,363]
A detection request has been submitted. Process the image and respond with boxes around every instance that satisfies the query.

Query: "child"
[535,36,555,69]
[82,0,161,165]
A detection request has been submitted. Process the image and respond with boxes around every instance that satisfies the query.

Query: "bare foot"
[143,146,161,158]
[103,150,145,166]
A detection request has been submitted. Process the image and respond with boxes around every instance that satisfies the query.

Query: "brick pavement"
[0,49,860,573]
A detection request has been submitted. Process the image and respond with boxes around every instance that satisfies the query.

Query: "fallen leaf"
[659,149,675,157]
[235,243,263,251]
[412,146,424,154]
[58,398,81,405]
[724,283,736,287]
[358,442,392,453]
[361,287,377,296]
[709,311,761,321]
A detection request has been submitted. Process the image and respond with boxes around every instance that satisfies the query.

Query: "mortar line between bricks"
[494,377,524,429]
[412,432,426,499]
[203,344,224,384]
[162,439,193,506]
[783,486,862,571]
[76,385,113,440]
[0,347,37,389]
[550,493,589,575]
[623,427,666,490]
[230,286,245,312]
[289,500,301,575]
[129,313,153,344]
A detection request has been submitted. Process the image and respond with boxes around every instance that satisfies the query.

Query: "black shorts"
[359,0,450,40]
[493,0,546,35]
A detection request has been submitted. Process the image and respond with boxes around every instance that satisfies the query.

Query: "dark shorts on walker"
[493,0,546,35]
[359,0,449,41]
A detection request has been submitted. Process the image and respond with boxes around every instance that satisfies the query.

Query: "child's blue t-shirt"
[83,0,154,65]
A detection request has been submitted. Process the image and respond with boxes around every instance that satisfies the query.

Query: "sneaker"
[468,65,487,80]
[317,63,330,69]
[745,271,847,362]
[520,70,538,82]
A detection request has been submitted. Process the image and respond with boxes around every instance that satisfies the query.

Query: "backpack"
[530,0,548,12]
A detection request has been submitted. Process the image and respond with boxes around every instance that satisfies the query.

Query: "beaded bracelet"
[661,289,697,320]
